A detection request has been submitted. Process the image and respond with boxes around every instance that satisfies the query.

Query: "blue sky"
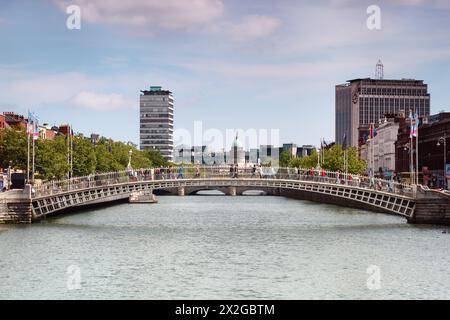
[1,0,450,149]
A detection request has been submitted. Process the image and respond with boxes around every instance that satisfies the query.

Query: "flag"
[409,111,415,138]
[33,122,39,141]
[27,110,34,136]
[413,113,419,137]
[27,110,40,139]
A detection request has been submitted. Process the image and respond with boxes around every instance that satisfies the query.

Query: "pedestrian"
[195,164,200,178]
[388,178,394,193]
[309,167,315,179]
[251,164,257,178]
[234,164,239,178]
[177,165,184,179]
[321,168,326,181]
[369,175,375,189]
[229,164,234,178]
[336,170,341,184]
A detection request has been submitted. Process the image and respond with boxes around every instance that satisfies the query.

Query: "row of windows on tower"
[359,87,428,96]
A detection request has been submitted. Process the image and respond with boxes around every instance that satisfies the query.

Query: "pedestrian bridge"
[28,167,418,221]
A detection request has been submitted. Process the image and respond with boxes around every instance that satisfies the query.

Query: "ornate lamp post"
[127,149,133,173]
[404,142,413,184]
[437,135,447,189]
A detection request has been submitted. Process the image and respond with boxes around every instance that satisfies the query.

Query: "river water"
[1,194,450,300]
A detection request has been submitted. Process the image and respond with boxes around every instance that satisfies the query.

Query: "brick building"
[395,112,450,188]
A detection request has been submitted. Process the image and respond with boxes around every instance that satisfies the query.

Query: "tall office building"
[140,86,174,161]
[335,78,430,147]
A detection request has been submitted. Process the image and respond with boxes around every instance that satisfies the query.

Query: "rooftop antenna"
[375,59,384,79]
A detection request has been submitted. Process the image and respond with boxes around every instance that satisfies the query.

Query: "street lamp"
[404,142,414,185]
[437,135,447,189]
[127,149,133,172]
[7,160,12,190]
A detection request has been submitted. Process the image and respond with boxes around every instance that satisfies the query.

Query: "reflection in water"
[0,195,449,299]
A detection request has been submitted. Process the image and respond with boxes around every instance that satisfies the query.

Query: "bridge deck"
[31,177,416,220]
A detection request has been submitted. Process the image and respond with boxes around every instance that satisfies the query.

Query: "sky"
[1,0,450,150]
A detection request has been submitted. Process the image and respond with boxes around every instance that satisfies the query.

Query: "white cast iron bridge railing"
[30,176,417,221]
[32,166,416,199]
[32,166,416,198]
[29,166,418,220]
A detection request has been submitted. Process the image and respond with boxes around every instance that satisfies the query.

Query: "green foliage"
[0,127,28,169]
[287,145,366,175]
[321,145,366,174]
[35,136,69,180]
[72,137,96,176]
[0,128,167,181]
[279,150,293,167]
[288,149,318,168]
[143,149,167,167]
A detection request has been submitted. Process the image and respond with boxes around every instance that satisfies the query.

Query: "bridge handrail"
[31,166,415,199]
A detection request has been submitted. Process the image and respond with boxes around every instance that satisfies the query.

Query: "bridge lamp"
[127,149,133,171]
[437,136,447,190]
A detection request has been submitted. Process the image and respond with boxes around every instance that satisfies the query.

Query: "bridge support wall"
[409,189,450,225]
[0,186,33,224]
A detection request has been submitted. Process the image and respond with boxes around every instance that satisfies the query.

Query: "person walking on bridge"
[195,164,200,178]
[251,165,257,178]
[335,170,341,184]
[177,165,184,179]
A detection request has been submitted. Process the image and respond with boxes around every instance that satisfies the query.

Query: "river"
[1,194,450,299]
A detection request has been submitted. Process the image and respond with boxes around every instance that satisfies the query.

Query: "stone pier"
[408,188,450,225]
[177,186,185,196]
[0,186,33,224]
[228,186,237,196]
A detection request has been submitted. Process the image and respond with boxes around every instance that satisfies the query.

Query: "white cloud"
[227,15,281,42]
[389,0,450,9]
[0,72,100,106]
[53,0,224,30]
[69,91,135,111]
[0,69,133,111]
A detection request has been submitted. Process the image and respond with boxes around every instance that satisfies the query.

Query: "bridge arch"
[30,177,416,221]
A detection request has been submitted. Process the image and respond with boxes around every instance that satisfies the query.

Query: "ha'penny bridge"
[1,166,449,225]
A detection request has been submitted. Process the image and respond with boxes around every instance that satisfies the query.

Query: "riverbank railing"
[31,166,416,199]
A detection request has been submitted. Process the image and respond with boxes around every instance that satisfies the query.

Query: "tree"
[321,145,366,174]
[72,137,96,176]
[143,149,167,167]
[94,142,116,172]
[279,150,293,167]
[0,128,27,169]
[35,136,69,180]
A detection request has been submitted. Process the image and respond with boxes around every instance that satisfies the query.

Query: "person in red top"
[348,174,353,185]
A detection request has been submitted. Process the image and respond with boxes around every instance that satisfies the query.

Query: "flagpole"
[371,124,374,179]
[32,123,35,183]
[67,125,70,180]
[409,134,414,184]
[27,110,30,184]
[70,125,73,179]
[415,115,419,186]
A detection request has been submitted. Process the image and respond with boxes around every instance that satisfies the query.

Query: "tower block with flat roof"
[335,78,430,148]
[139,86,174,162]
